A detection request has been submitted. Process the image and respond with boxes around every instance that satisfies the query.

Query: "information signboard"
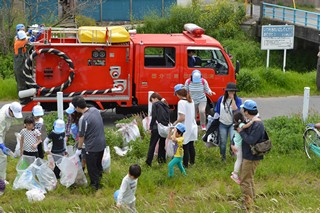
[261,25,295,50]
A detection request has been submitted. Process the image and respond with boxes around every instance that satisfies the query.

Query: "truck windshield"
[188,48,229,75]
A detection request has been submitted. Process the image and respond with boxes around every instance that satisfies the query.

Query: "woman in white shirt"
[173,84,198,168]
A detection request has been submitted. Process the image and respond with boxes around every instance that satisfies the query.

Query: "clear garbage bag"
[102,146,111,173]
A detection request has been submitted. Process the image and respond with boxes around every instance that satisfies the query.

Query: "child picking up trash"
[114,164,142,213]
[43,119,67,179]
[168,123,187,178]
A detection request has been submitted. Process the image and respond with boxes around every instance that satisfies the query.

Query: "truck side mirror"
[235,60,240,74]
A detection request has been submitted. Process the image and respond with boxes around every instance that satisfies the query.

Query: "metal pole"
[130,0,132,21]
[100,0,102,23]
[57,92,64,120]
[162,0,164,17]
[266,49,270,68]
[283,49,287,73]
[302,87,310,122]
[250,0,253,18]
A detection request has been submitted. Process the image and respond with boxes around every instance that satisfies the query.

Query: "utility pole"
[58,0,76,27]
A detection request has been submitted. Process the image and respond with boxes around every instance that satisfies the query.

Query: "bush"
[236,68,262,93]
[0,54,14,79]
[75,15,96,27]
[137,1,246,40]
[265,114,320,154]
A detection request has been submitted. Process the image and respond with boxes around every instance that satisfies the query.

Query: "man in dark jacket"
[236,100,265,210]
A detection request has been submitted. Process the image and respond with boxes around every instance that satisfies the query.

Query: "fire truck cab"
[21,24,238,114]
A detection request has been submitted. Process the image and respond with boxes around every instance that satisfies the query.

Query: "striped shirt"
[184,78,212,104]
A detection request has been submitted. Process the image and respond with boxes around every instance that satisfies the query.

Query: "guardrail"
[262,2,320,30]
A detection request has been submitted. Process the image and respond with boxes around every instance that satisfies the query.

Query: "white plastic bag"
[26,189,45,202]
[157,123,172,138]
[116,119,141,146]
[114,146,131,157]
[102,146,111,172]
[165,139,174,159]
[32,158,57,191]
[13,168,46,193]
[71,155,87,186]
[66,145,75,156]
[47,155,55,170]
[14,132,21,158]
[142,116,151,131]
[56,155,78,188]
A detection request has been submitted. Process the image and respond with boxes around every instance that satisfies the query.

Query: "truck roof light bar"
[184,23,205,37]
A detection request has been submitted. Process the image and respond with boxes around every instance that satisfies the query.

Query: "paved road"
[1,96,319,150]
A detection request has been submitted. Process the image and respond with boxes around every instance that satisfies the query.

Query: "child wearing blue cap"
[43,119,67,178]
[168,123,187,177]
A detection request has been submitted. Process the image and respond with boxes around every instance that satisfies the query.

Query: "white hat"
[65,103,75,114]
[9,102,23,118]
[32,105,44,116]
[17,31,27,40]
[54,119,65,133]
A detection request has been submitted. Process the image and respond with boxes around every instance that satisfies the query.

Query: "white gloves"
[75,149,82,156]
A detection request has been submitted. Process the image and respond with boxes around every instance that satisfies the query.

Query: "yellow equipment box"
[78,26,130,43]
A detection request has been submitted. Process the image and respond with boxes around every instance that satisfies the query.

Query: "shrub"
[236,68,262,93]
[137,0,246,40]
[0,54,14,79]
[265,114,320,154]
[75,15,96,27]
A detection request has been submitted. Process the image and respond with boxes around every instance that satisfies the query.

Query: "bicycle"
[303,124,320,159]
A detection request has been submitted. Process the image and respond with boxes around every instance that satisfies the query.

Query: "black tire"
[304,129,320,160]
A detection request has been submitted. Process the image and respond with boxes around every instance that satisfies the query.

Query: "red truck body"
[22,24,237,113]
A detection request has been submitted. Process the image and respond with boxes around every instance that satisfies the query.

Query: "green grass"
[1,115,320,212]
[237,67,320,97]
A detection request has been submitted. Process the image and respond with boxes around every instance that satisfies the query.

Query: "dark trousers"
[86,150,104,190]
[183,141,195,168]
[146,129,166,166]
[37,143,44,159]
[23,150,39,158]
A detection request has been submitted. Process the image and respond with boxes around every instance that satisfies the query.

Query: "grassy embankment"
[1,114,320,212]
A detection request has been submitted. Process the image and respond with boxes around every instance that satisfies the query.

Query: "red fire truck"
[21,24,239,114]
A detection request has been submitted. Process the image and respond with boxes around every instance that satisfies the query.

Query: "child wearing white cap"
[32,104,45,158]
[20,116,42,157]
[43,119,67,179]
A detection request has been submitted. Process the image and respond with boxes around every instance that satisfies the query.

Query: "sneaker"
[230,173,240,184]
[201,124,206,131]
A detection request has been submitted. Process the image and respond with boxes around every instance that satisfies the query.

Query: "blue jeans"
[219,122,234,160]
